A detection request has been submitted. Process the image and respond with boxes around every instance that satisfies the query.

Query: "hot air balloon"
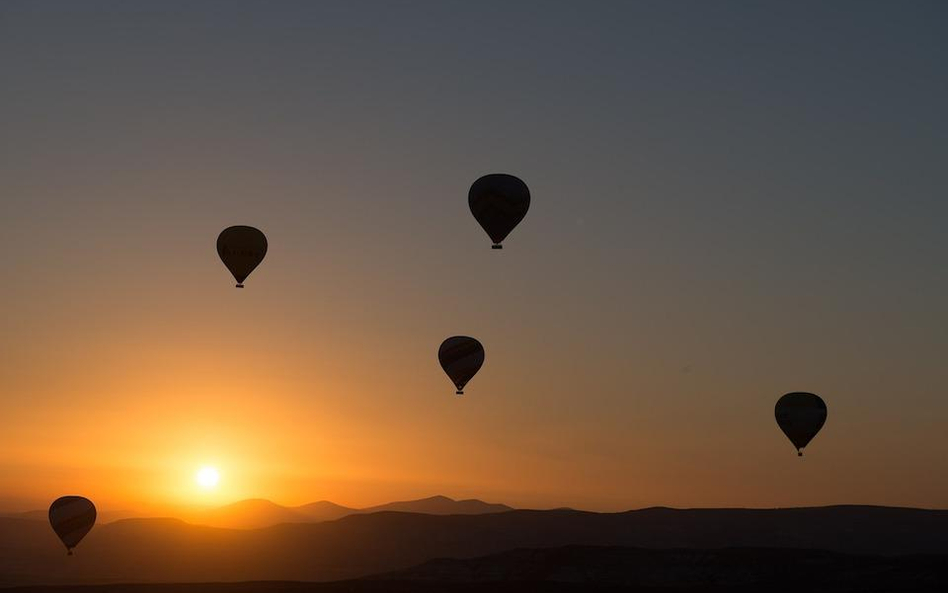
[775,392,827,456]
[438,336,485,395]
[469,174,530,249]
[48,496,96,555]
[217,226,268,288]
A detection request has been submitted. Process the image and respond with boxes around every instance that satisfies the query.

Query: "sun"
[195,466,220,490]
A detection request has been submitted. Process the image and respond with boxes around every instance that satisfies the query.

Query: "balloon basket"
[456,390,464,395]
[236,284,244,288]
[491,244,503,250]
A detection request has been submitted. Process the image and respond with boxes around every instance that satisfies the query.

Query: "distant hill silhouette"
[359,495,512,516]
[188,499,312,530]
[291,501,357,523]
[187,495,510,529]
[1,505,947,587]
[5,496,510,530]
[1,509,138,525]
[0,510,51,522]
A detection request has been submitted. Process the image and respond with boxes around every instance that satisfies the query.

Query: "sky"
[1,1,946,514]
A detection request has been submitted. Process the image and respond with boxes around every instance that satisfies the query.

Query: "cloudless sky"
[1,0,946,513]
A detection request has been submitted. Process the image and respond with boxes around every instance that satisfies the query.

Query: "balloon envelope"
[468,174,530,248]
[48,496,96,554]
[438,336,485,394]
[217,226,268,287]
[775,392,827,456]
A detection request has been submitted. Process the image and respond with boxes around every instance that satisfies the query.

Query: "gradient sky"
[1,1,946,513]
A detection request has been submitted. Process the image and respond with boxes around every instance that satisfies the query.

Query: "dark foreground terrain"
[4,545,947,593]
[3,506,947,589]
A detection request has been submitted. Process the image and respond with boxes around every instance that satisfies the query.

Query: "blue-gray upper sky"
[1,1,946,511]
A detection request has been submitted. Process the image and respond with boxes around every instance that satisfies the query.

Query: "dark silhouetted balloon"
[48,496,96,555]
[469,174,530,249]
[438,336,485,395]
[217,226,268,288]
[775,392,827,456]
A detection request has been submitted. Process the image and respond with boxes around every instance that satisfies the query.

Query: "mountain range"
[1,503,946,588]
[3,495,513,530]
[192,495,512,529]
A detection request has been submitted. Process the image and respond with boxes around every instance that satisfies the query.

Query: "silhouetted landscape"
[188,495,512,530]
[2,495,511,531]
[6,544,948,592]
[2,499,947,589]
[3,547,947,592]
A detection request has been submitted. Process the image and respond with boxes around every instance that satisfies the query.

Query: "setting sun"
[195,467,220,490]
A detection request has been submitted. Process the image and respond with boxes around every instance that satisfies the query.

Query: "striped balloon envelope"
[48,496,96,555]
[438,336,485,395]
[775,392,828,456]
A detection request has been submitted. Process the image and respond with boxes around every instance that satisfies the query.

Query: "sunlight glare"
[195,466,220,490]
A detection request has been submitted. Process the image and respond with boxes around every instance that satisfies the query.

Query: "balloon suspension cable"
[236,283,244,288]
[491,244,503,249]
